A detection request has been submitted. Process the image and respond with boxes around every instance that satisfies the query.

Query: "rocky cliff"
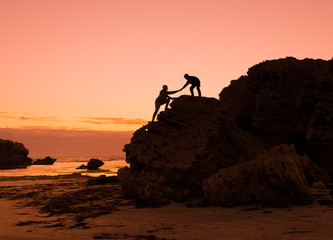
[118,57,333,206]
[220,57,333,175]
[0,139,32,169]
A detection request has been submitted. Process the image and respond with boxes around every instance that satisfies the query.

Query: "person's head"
[184,73,189,79]
[162,85,168,90]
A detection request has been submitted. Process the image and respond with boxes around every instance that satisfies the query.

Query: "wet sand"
[0,175,332,240]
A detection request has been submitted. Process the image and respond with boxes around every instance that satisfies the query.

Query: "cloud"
[20,116,59,121]
[79,117,148,125]
[0,113,147,126]
[0,115,59,122]
[0,126,133,135]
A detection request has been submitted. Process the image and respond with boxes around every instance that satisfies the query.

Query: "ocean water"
[0,156,128,178]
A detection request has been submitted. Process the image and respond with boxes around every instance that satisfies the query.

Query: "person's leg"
[197,86,201,97]
[190,85,195,96]
[152,102,161,122]
[165,98,170,110]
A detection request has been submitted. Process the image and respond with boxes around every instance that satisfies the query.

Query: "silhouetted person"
[152,85,179,122]
[180,73,201,97]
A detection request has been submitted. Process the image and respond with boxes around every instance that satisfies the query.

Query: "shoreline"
[0,172,91,181]
[0,175,332,239]
[0,158,128,179]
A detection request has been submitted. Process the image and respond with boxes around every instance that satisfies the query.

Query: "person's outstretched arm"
[167,90,179,94]
[180,81,189,90]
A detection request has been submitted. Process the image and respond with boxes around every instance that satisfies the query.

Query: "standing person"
[152,85,179,122]
[180,73,201,97]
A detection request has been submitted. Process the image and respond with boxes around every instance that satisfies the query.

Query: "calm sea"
[0,156,128,177]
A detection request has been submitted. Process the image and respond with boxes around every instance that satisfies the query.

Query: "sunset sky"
[1,0,332,156]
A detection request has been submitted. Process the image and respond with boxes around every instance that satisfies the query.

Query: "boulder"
[202,144,313,206]
[0,139,32,169]
[87,158,104,170]
[119,57,333,205]
[33,156,56,165]
[119,96,256,201]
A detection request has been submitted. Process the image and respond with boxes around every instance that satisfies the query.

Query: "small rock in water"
[33,156,56,165]
[87,158,104,170]
[76,164,88,169]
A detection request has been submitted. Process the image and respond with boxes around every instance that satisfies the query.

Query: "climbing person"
[179,73,201,97]
[152,85,179,122]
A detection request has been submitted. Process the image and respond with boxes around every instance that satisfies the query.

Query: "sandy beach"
[0,175,332,240]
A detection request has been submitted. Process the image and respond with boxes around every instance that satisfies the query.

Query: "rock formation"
[87,158,104,170]
[76,159,104,170]
[203,144,313,206]
[220,57,333,175]
[118,57,333,206]
[33,156,56,165]
[118,96,230,201]
[0,139,32,169]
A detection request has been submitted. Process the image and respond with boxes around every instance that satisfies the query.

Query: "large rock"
[220,57,333,174]
[202,145,313,206]
[0,139,32,169]
[119,96,261,201]
[119,57,333,205]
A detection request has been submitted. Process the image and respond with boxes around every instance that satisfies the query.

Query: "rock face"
[118,57,333,206]
[0,139,32,169]
[119,96,232,201]
[203,144,313,206]
[33,156,56,165]
[220,57,333,174]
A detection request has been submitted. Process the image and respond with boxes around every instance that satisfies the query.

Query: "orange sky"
[1,0,333,156]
